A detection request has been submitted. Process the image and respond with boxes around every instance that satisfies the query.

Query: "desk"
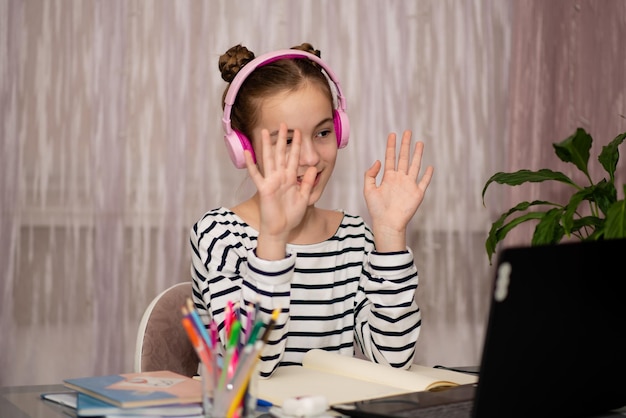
[0,384,276,418]
[0,384,74,418]
[3,384,626,418]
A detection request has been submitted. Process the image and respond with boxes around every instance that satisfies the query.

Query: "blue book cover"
[77,392,203,416]
[63,370,202,408]
[41,391,203,416]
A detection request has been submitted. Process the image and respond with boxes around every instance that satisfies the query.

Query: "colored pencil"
[180,313,213,372]
[185,298,213,349]
[260,307,281,343]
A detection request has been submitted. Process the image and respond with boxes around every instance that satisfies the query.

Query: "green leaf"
[485,202,556,263]
[598,131,626,183]
[482,169,577,204]
[487,200,558,238]
[592,180,618,216]
[561,189,589,235]
[585,229,606,241]
[561,181,617,233]
[604,197,626,239]
[486,212,546,263]
[553,127,592,177]
[570,216,605,237]
[531,208,565,245]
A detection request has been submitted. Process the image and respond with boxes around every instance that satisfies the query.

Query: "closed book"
[77,392,203,416]
[63,370,202,409]
[41,391,204,417]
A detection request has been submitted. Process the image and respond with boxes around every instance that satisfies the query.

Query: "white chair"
[134,282,200,377]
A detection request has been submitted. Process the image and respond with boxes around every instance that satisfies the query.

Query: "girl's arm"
[190,213,292,378]
[354,248,421,369]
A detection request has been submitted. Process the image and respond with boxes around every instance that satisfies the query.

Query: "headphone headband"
[221,49,350,168]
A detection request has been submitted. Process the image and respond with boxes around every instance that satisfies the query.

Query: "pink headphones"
[221,49,350,168]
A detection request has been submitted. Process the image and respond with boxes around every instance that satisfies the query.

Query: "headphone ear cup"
[333,109,350,149]
[224,130,255,169]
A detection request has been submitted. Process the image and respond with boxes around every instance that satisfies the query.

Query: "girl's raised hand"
[244,123,317,259]
[363,130,434,252]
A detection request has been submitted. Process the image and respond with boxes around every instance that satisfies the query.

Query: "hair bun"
[218,44,255,83]
[291,42,321,58]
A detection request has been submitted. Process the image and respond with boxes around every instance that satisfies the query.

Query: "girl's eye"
[316,129,332,139]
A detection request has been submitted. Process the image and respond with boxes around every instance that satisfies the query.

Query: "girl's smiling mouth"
[297,171,321,186]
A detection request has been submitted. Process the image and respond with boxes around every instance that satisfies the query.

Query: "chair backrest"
[134,282,199,377]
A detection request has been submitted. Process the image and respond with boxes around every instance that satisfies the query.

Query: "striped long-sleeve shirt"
[190,207,421,378]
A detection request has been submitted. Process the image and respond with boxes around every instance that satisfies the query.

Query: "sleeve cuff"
[369,247,414,271]
[247,248,295,285]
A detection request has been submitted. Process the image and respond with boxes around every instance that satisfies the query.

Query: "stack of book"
[43,370,203,417]
[42,296,274,418]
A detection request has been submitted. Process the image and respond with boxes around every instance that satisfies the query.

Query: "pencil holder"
[206,366,253,418]
[201,360,249,418]
[208,370,261,417]
[210,385,249,418]
[204,339,265,417]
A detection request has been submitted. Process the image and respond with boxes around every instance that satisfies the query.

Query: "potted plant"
[482,127,626,263]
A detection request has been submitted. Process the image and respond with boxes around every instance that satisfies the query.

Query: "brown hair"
[218,43,334,141]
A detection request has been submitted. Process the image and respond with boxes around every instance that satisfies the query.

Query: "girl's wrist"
[372,226,407,253]
[256,234,289,260]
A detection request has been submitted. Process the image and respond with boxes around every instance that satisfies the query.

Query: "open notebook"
[331,238,626,418]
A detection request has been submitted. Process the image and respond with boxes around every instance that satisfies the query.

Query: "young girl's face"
[251,83,338,206]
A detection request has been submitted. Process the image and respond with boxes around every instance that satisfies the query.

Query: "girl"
[190,43,434,378]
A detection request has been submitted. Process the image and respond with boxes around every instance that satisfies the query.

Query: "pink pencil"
[225,300,233,337]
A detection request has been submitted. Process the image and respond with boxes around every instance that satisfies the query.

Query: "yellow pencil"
[260,307,280,343]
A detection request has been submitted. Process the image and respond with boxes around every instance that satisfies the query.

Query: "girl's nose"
[298,136,320,166]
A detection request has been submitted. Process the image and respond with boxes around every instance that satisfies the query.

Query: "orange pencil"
[181,313,214,375]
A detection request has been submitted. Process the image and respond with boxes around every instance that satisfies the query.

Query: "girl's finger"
[275,123,288,169]
[396,130,412,173]
[245,149,264,185]
[384,133,397,172]
[286,129,302,173]
[261,128,275,173]
[418,165,435,194]
[408,141,425,180]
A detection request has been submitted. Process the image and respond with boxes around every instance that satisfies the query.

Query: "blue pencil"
[186,298,213,349]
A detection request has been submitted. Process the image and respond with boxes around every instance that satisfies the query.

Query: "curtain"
[1,0,623,386]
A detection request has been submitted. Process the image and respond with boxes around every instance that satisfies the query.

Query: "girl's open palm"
[364,131,434,250]
[245,124,317,241]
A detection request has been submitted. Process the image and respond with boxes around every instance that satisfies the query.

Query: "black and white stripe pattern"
[190,207,421,378]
